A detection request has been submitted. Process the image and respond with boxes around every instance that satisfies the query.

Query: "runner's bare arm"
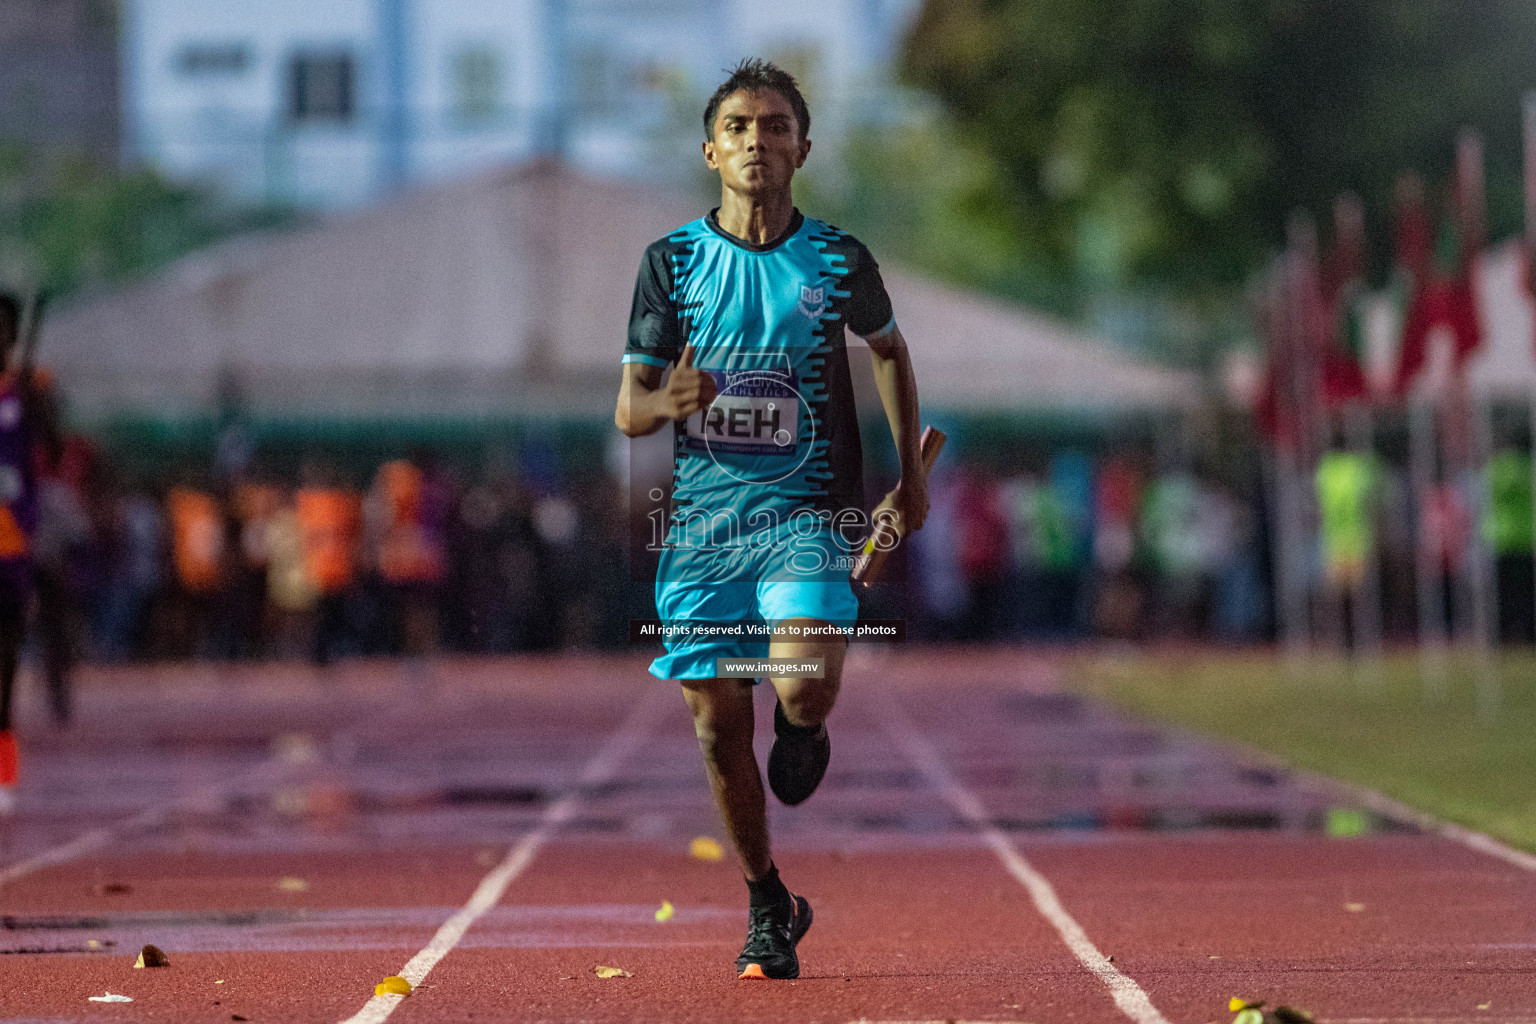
[614,345,719,438]
[865,324,928,533]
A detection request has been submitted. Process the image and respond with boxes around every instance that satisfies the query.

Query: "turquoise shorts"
[650,524,858,681]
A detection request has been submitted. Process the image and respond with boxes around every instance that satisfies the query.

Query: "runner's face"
[704,90,809,197]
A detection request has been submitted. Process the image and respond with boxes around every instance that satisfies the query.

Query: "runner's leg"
[767,617,846,727]
[679,677,772,879]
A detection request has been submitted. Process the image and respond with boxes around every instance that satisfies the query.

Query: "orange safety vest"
[373,460,442,584]
[167,487,224,593]
[296,487,361,595]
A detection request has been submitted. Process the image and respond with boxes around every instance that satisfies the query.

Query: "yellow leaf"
[1344,902,1365,912]
[1478,1003,1491,1011]
[655,900,675,922]
[1229,998,1248,1012]
[689,837,724,861]
[593,965,633,979]
[375,976,412,996]
[276,876,309,892]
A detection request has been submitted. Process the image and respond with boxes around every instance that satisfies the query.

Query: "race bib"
[685,370,801,457]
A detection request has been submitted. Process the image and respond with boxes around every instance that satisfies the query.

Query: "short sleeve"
[624,243,683,368]
[841,243,896,339]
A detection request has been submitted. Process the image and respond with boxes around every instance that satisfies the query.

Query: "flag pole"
[1454,128,1500,719]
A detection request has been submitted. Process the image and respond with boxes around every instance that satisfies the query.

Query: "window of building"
[452,47,503,124]
[176,43,252,77]
[289,51,355,123]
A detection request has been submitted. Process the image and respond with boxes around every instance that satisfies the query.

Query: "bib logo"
[798,284,826,319]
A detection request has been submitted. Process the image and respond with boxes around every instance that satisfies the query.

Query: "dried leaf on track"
[275,876,309,892]
[593,965,633,979]
[1343,902,1365,912]
[655,900,675,922]
[689,837,724,861]
[374,976,412,996]
[133,944,170,968]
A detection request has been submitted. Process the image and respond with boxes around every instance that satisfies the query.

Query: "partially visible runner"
[615,59,927,980]
[0,293,61,812]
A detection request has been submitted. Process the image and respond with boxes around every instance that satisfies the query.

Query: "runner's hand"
[661,345,718,420]
[883,475,929,535]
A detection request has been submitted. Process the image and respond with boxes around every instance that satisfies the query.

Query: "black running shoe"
[736,893,812,979]
[768,700,831,806]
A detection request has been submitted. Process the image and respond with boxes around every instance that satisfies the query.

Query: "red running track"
[1,650,1534,1023]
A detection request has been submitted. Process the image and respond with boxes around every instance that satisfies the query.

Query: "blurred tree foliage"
[797,105,1080,316]
[902,0,1536,294]
[0,145,292,301]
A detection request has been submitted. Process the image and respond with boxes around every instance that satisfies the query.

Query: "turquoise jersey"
[624,209,894,578]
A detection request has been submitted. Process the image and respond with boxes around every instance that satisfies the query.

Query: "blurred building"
[39,162,1199,428]
[122,0,922,210]
[0,0,120,161]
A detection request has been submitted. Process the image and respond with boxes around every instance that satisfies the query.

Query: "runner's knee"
[683,681,754,758]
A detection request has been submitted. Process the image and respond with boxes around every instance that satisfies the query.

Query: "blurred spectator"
[1002,464,1077,639]
[954,466,1010,641]
[1483,445,1534,645]
[264,486,317,659]
[1141,470,1205,638]
[95,485,164,660]
[1088,454,1145,640]
[368,455,450,656]
[295,459,362,666]
[164,482,224,659]
[910,467,965,640]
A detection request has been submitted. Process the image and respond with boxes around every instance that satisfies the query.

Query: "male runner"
[0,293,61,812]
[615,59,927,979]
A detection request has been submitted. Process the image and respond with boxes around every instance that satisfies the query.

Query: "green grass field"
[1066,649,1536,853]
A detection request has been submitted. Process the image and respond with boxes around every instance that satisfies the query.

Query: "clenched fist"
[661,344,718,420]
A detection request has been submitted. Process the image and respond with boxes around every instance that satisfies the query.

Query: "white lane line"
[337,688,667,1024]
[0,757,290,890]
[881,703,1173,1024]
[1301,770,1536,874]
[1209,733,1536,876]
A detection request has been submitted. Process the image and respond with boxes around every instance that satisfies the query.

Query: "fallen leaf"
[1478,1003,1491,1010]
[215,980,224,984]
[689,837,724,861]
[1230,998,1256,1013]
[88,993,133,1003]
[374,976,412,996]
[134,944,170,968]
[86,939,101,949]
[655,900,674,922]
[275,876,309,893]
[1344,902,1365,913]
[593,965,633,979]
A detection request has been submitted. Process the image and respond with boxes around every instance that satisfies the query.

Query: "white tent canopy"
[42,162,1199,422]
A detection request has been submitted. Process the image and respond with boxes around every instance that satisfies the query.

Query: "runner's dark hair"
[703,58,811,141]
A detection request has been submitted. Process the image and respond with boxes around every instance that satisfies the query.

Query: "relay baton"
[850,426,946,587]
